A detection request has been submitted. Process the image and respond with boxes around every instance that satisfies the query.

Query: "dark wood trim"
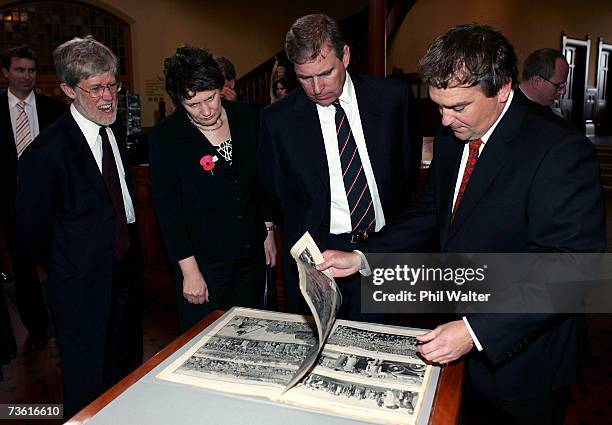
[386,0,418,42]
[367,0,387,76]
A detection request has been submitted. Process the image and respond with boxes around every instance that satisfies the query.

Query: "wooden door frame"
[562,33,591,131]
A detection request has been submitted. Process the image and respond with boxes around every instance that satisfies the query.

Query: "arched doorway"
[0,0,132,98]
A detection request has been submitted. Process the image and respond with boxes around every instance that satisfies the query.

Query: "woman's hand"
[264,222,277,267]
[178,256,209,304]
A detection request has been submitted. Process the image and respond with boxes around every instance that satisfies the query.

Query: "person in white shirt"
[0,45,65,350]
[16,36,142,418]
[258,14,422,321]
[317,24,604,425]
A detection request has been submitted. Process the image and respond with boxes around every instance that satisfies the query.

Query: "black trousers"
[463,379,569,425]
[0,282,17,370]
[2,213,48,338]
[58,227,143,419]
[175,254,265,332]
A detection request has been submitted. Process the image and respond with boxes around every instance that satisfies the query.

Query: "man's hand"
[220,86,237,101]
[416,320,474,364]
[316,250,363,277]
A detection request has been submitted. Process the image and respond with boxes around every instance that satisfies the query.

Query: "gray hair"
[53,35,118,87]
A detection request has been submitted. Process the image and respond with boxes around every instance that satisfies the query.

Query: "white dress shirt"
[316,72,386,234]
[360,91,516,353]
[70,104,136,224]
[451,90,514,211]
[7,89,40,142]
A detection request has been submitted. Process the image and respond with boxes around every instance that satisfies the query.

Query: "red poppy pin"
[200,155,218,173]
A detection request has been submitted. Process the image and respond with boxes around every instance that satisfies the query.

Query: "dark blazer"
[368,91,605,399]
[258,74,421,251]
[0,91,65,221]
[514,86,573,128]
[149,100,267,264]
[16,112,131,327]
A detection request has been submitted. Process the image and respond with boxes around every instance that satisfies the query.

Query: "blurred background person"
[272,78,288,101]
[518,48,569,116]
[1,45,65,350]
[269,54,297,103]
[215,55,239,101]
[149,46,276,332]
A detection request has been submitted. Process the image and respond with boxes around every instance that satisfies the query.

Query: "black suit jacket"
[258,74,421,250]
[368,91,605,399]
[0,91,65,221]
[149,100,267,264]
[16,112,132,329]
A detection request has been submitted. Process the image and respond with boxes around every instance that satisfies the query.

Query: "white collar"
[317,71,354,110]
[337,71,355,107]
[479,89,514,145]
[7,89,35,108]
[70,103,105,148]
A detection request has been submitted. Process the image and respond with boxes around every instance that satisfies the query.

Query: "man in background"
[17,36,142,417]
[518,48,569,116]
[0,45,65,350]
[215,55,239,101]
[258,14,421,321]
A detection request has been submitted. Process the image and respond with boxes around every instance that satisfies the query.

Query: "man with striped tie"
[258,14,422,321]
[0,45,65,350]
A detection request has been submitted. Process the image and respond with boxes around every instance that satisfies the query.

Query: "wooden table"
[65,311,464,425]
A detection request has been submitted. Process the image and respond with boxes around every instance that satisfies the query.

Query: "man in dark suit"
[16,36,142,418]
[1,45,65,349]
[518,48,569,115]
[318,24,605,424]
[258,14,421,320]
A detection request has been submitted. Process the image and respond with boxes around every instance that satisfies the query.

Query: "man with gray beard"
[16,36,142,418]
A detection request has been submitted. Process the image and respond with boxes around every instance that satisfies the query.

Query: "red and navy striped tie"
[333,100,375,231]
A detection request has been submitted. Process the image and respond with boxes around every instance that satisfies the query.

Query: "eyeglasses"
[76,82,122,98]
[539,76,567,91]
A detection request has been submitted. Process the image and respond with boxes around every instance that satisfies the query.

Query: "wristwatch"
[266,224,277,232]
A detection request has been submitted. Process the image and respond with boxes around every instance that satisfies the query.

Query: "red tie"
[100,127,130,259]
[453,138,483,215]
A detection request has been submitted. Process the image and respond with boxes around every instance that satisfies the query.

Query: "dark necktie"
[100,127,130,259]
[453,138,483,216]
[333,100,375,231]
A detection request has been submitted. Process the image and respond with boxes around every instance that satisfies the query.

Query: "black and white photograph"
[290,232,342,345]
[177,356,296,385]
[327,323,420,360]
[299,247,316,266]
[157,309,319,396]
[316,351,426,387]
[292,373,419,416]
[157,308,436,425]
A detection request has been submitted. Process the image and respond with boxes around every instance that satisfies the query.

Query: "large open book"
[157,233,438,425]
